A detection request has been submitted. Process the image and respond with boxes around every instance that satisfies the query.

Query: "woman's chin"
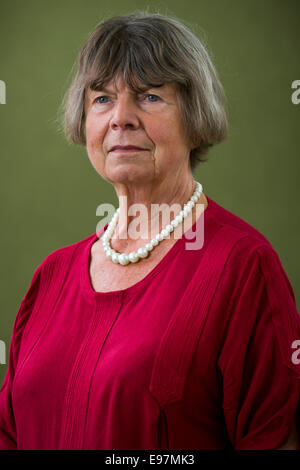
[105,165,153,185]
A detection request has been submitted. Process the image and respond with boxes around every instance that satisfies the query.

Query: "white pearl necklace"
[102,181,203,265]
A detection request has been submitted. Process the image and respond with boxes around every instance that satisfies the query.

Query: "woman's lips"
[110,146,148,154]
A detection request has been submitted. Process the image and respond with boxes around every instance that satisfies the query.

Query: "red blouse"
[0,195,299,450]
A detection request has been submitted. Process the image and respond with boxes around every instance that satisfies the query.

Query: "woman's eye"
[145,94,160,102]
[95,96,109,104]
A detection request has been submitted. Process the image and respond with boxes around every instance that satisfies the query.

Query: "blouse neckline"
[80,196,214,300]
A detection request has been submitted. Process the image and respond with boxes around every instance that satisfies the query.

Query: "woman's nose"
[110,96,140,130]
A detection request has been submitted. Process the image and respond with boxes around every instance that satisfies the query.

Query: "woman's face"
[84,75,192,187]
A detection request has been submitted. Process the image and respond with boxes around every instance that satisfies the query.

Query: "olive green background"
[0,0,299,384]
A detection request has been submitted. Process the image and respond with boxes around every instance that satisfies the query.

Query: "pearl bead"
[128,252,139,263]
[161,229,169,238]
[106,228,114,237]
[137,247,149,258]
[118,254,130,265]
[111,253,119,263]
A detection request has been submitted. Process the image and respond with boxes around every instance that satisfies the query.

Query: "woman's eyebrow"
[90,86,114,94]
[90,84,165,94]
[141,84,164,92]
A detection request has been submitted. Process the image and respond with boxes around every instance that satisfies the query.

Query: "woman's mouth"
[109,146,148,153]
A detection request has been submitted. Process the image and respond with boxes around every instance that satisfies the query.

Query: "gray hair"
[60,12,228,171]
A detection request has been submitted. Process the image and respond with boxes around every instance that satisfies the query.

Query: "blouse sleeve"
[217,244,300,450]
[0,263,42,449]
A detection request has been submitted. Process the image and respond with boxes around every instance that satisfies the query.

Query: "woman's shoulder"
[205,195,272,249]
[13,232,99,343]
[37,231,97,275]
[204,196,297,300]
[204,196,292,273]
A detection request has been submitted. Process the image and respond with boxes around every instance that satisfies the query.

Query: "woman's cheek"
[86,123,103,151]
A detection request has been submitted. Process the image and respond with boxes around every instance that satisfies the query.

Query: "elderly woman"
[0,12,300,451]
